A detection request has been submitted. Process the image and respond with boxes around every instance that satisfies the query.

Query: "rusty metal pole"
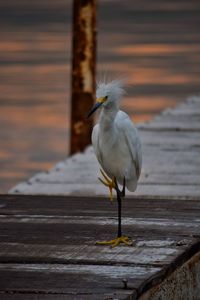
[70,0,96,154]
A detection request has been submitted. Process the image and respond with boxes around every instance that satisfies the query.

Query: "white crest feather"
[96,79,126,102]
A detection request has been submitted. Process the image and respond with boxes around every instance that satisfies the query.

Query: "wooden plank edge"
[4,193,200,201]
[136,239,200,299]
[2,194,200,203]
[0,291,134,300]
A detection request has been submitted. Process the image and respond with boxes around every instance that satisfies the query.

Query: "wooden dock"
[5,96,200,298]
[9,96,200,199]
[0,194,199,299]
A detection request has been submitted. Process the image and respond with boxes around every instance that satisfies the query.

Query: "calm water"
[0,0,200,192]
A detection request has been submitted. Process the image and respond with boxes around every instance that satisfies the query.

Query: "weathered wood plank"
[0,296,81,300]
[25,171,200,188]
[0,216,199,245]
[0,241,195,267]
[1,195,200,216]
[140,131,200,147]
[0,263,143,297]
[163,108,200,116]
[141,173,200,185]
[10,182,200,198]
[0,296,111,300]
[139,122,200,131]
[0,294,131,300]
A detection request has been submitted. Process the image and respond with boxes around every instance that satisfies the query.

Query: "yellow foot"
[98,169,116,201]
[96,236,133,248]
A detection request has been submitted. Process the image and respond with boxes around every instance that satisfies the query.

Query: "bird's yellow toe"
[96,236,133,247]
[98,169,116,201]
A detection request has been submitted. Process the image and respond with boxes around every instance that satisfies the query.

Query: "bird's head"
[87,80,126,118]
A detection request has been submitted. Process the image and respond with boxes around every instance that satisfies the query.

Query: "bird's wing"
[116,111,142,179]
[91,124,103,166]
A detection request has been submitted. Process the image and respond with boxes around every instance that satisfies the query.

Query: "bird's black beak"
[87,101,103,119]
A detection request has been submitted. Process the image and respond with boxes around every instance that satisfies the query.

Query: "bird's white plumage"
[92,80,142,192]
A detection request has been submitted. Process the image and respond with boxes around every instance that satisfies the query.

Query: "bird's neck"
[99,105,118,131]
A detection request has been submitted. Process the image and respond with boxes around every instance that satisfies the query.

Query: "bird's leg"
[96,177,133,247]
[115,177,126,198]
[114,179,123,238]
[117,187,122,237]
[98,169,116,201]
[114,179,132,245]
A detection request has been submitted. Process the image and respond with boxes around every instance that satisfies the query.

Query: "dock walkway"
[4,96,200,299]
[0,194,199,299]
[10,96,200,199]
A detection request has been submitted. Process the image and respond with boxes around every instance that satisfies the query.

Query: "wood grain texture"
[0,195,199,299]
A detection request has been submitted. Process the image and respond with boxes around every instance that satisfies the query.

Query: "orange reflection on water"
[123,95,178,123]
[123,95,177,111]
[126,68,199,85]
[0,105,70,130]
[0,103,69,192]
[115,44,200,55]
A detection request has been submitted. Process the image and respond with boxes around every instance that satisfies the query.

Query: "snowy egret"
[87,80,142,247]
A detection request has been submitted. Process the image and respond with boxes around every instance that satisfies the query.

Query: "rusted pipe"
[70,0,97,154]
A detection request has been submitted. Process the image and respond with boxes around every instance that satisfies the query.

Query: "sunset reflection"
[0,0,200,192]
[116,44,200,55]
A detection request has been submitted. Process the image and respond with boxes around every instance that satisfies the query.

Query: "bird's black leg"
[121,177,126,197]
[114,177,126,238]
[115,177,126,197]
[96,177,132,247]
[116,189,122,237]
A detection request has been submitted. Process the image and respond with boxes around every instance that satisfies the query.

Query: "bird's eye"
[105,96,108,100]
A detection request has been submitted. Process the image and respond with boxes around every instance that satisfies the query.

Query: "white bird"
[87,80,142,247]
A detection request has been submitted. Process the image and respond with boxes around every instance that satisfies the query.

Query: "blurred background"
[0,0,200,192]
